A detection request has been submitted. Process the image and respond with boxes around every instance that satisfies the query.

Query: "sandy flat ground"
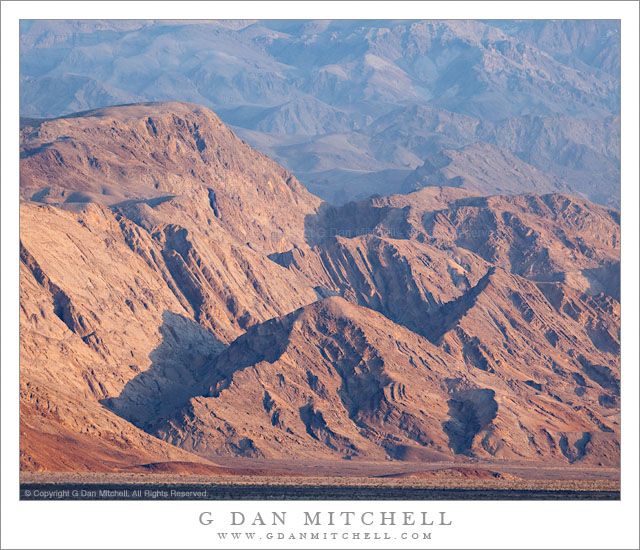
[20,457,620,492]
[207,456,620,481]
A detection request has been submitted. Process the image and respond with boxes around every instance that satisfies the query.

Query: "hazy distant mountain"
[365,106,620,206]
[487,20,620,77]
[19,19,620,206]
[403,142,569,196]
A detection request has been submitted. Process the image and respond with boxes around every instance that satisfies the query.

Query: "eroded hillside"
[19,102,620,471]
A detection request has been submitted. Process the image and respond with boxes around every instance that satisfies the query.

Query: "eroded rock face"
[149,291,618,465]
[19,102,619,470]
[19,102,320,470]
[20,101,321,253]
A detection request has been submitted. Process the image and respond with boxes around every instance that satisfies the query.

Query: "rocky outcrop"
[146,294,618,465]
[20,101,321,253]
[19,103,320,470]
[19,102,619,471]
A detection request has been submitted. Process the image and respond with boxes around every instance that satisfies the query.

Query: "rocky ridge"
[19,102,620,471]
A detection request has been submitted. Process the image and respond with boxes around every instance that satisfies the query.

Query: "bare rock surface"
[19,102,619,473]
[20,101,321,253]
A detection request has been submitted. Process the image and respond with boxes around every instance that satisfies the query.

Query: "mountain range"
[19,19,620,206]
[19,102,620,471]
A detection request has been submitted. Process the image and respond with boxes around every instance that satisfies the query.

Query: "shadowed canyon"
[19,102,620,474]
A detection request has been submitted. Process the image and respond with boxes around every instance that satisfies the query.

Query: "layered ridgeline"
[20,20,620,207]
[20,102,620,472]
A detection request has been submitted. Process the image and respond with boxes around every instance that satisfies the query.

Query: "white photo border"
[2,2,638,549]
